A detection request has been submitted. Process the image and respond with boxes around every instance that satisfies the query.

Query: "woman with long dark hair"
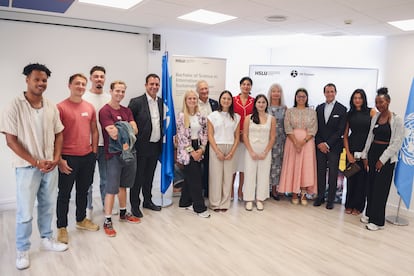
[207,91,240,212]
[343,89,376,215]
[243,94,276,211]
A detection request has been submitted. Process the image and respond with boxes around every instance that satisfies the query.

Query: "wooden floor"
[1,195,413,276]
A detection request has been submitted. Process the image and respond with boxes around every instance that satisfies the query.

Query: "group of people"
[0,63,404,271]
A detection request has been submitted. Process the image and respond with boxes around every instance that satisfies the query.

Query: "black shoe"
[272,194,281,201]
[131,207,143,218]
[313,197,325,207]
[143,202,162,211]
[326,202,334,210]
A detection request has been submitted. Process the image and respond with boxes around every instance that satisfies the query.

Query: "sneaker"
[366,223,384,231]
[197,210,211,218]
[16,250,30,270]
[40,237,68,252]
[57,227,68,244]
[119,212,141,224]
[256,201,264,211]
[360,215,369,224]
[76,218,99,231]
[86,208,93,220]
[245,201,253,211]
[103,221,116,237]
[180,205,194,212]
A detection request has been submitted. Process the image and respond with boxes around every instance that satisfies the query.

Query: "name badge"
[374,124,379,128]
[81,112,89,117]
[333,114,339,118]
[117,116,122,120]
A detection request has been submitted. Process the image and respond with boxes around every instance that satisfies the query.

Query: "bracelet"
[35,159,40,168]
[185,146,194,153]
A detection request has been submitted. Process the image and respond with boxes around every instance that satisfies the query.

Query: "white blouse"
[208,111,240,144]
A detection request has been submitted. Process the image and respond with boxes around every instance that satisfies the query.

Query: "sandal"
[300,193,308,206]
[351,209,361,215]
[345,208,352,214]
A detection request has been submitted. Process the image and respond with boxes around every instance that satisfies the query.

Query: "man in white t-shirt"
[83,66,112,218]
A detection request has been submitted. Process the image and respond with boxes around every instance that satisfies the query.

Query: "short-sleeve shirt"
[83,91,111,146]
[208,111,240,144]
[99,103,134,159]
[58,98,96,156]
[0,93,64,167]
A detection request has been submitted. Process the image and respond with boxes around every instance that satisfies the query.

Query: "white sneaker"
[366,223,384,231]
[40,237,68,252]
[197,210,211,218]
[16,250,29,270]
[86,208,93,220]
[360,215,369,224]
[180,205,194,212]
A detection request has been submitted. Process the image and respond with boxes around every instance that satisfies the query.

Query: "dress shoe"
[326,202,334,210]
[143,202,162,211]
[132,207,143,218]
[313,197,325,207]
[271,194,280,201]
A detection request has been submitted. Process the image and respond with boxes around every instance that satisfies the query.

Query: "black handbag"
[343,162,361,178]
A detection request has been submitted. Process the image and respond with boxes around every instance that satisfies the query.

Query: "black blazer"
[315,101,347,154]
[209,98,219,112]
[128,94,164,156]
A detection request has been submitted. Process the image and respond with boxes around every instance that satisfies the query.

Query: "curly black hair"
[22,63,51,77]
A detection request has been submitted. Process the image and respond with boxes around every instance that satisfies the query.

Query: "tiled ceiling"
[1,0,414,36]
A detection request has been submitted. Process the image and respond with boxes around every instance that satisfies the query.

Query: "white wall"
[0,20,148,210]
[382,34,414,215]
[1,22,413,216]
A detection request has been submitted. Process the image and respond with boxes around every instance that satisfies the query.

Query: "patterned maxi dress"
[268,105,286,189]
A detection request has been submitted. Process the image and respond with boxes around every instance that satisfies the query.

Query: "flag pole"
[385,197,409,226]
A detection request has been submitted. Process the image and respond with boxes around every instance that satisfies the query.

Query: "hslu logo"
[400,112,414,165]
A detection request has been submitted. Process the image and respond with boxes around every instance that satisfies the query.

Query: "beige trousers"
[208,144,235,210]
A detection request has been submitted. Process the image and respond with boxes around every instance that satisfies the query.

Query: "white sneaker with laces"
[16,250,30,270]
[360,215,369,224]
[366,223,384,231]
[197,210,211,218]
[40,237,68,252]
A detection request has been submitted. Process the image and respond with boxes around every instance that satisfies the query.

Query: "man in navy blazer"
[314,83,347,209]
[128,74,164,217]
[196,80,218,197]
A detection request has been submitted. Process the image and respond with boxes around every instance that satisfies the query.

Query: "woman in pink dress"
[278,88,318,205]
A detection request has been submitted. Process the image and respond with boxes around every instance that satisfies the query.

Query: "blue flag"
[394,78,414,208]
[160,53,176,194]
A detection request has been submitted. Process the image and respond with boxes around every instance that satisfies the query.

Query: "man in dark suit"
[196,80,218,197]
[128,74,164,217]
[314,83,347,210]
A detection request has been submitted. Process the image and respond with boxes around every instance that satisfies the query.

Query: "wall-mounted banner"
[249,65,378,109]
[171,55,226,113]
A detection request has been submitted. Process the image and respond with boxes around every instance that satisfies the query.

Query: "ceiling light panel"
[178,9,237,25]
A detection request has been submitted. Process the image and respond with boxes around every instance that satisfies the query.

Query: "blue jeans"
[87,146,107,209]
[15,166,58,251]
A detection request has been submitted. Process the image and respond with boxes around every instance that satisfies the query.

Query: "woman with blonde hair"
[267,83,287,200]
[176,90,210,218]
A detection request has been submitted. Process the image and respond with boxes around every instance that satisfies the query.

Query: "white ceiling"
[3,0,414,37]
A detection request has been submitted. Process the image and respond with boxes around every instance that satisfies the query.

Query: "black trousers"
[201,143,210,197]
[57,152,95,228]
[366,143,395,226]
[316,149,341,203]
[345,159,368,212]
[179,140,207,213]
[130,143,160,209]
